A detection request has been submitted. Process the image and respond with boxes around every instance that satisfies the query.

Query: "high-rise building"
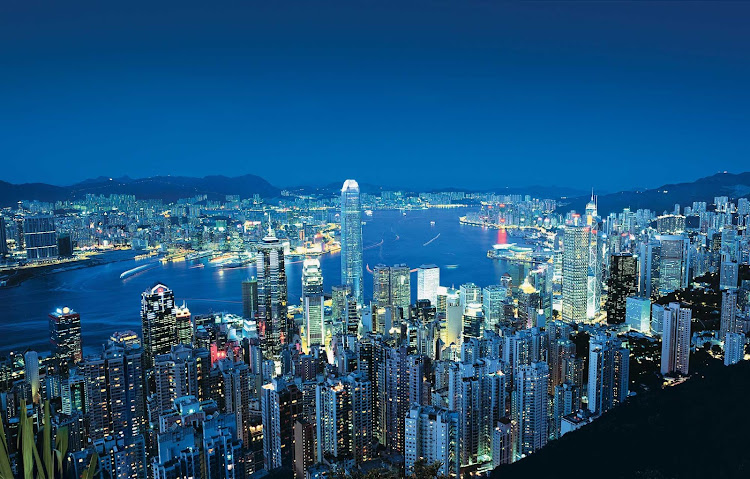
[491,418,514,468]
[175,303,192,346]
[660,303,691,375]
[417,264,440,306]
[720,290,738,341]
[459,283,482,311]
[562,226,590,322]
[293,419,315,479]
[302,259,324,351]
[720,259,739,290]
[654,235,690,296]
[256,228,289,360]
[587,333,629,415]
[404,405,460,478]
[49,306,83,365]
[22,215,58,260]
[606,253,638,324]
[625,297,651,334]
[482,285,506,330]
[141,284,178,368]
[390,264,411,315]
[513,362,549,458]
[24,351,40,403]
[462,303,484,340]
[152,345,200,423]
[341,179,364,306]
[724,332,745,366]
[0,216,8,257]
[373,264,391,308]
[241,277,258,319]
[331,284,351,323]
[261,377,302,471]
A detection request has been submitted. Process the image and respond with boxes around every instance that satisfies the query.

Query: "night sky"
[2,1,749,191]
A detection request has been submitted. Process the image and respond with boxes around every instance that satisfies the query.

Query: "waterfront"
[0,207,530,354]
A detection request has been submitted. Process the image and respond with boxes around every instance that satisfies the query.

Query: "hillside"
[492,361,750,479]
[565,171,750,215]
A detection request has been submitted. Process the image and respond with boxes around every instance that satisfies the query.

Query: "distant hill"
[565,171,750,215]
[492,361,750,479]
[0,174,280,206]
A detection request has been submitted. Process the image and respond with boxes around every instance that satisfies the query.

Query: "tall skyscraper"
[340,179,364,306]
[49,306,83,365]
[513,362,549,458]
[256,228,289,360]
[606,253,638,324]
[302,258,324,351]
[482,285,506,330]
[373,264,391,308]
[660,303,691,375]
[417,264,440,306]
[24,351,40,404]
[724,333,745,366]
[654,235,690,296]
[175,303,192,346]
[720,290,738,341]
[587,333,629,415]
[141,284,177,368]
[390,264,412,315]
[242,277,259,319]
[625,297,651,333]
[261,378,303,471]
[562,226,590,322]
[462,303,484,340]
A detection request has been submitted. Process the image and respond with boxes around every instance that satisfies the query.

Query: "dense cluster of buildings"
[1,181,749,478]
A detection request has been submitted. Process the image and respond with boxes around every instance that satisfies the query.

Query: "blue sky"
[1,1,749,191]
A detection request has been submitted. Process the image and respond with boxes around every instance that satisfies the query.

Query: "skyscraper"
[261,378,303,471]
[417,264,440,306]
[175,303,192,346]
[302,258,324,351]
[654,235,690,296]
[724,333,745,366]
[606,253,638,325]
[49,306,83,365]
[720,290,738,341]
[587,333,629,415]
[660,302,691,375]
[256,228,289,360]
[625,297,651,334]
[242,277,258,319]
[390,264,411,315]
[22,215,58,260]
[141,284,177,368]
[513,362,549,458]
[404,405,460,477]
[562,226,590,322]
[341,179,364,306]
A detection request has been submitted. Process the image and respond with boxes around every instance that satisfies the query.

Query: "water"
[0,208,524,355]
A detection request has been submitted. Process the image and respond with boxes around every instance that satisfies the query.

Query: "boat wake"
[423,233,441,246]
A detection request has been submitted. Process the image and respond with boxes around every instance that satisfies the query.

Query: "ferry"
[120,263,158,279]
[430,221,436,226]
[365,210,373,217]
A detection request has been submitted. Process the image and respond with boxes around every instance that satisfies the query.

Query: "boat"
[365,210,373,217]
[120,263,157,279]
[430,221,436,226]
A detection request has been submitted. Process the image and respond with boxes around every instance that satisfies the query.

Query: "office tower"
[587,230,604,320]
[513,362,549,458]
[373,264,391,308]
[660,303,692,375]
[22,215,58,260]
[331,284,351,323]
[61,370,86,415]
[404,405,460,478]
[548,339,576,392]
[302,259,324,351]
[638,241,661,299]
[293,419,315,479]
[656,214,686,235]
[211,358,254,450]
[655,235,690,296]
[379,346,412,455]
[82,341,145,440]
[562,226,589,322]
[261,378,303,471]
[141,284,178,368]
[256,228,289,360]
[529,264,554,320]
[417,264,440,306]
[152,345,200,423]
[720,259,739,290]
[517,282,540,329]
[459,283,482,310]
[175,303,192,346]
[724,333,745,366]
[720,290,738,341]
[625,297,652,333]
[241,277,258,319]
[462,303,484,340]
[341,179,364,306]
[49,306,83,365]
[316,372,373,464]
[390,264,411,315]
[24,351,40,403]
[606,253,638,324]
[491,418,513,468]
[482,285,506,330]
[587,333,629,415]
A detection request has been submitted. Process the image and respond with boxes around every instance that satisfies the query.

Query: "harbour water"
[0,207,529,354]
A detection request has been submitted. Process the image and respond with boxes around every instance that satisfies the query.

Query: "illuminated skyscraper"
[49,306,83,365]
[720,290,738,341]
[513,362,549,458]
[390,264,411,316]
[256,228,289,360]
[404,405,460,478]
[655,235,690,296]
[24,351,40,404]
[724,333,745,366]
[562,226,590,322]
[302,258,324,351]
[175,302,192,346]
[373,264,391,308]
[140,284,177,368]
[22,215,58,260]
[417,264,440,306]
[242,277,258,319]
[606,253,638,325]
[587,333,629,415]
[341,179,364,306]
[660,303,691,375]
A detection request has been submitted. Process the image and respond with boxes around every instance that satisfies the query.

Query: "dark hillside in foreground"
[493,361,750,479]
